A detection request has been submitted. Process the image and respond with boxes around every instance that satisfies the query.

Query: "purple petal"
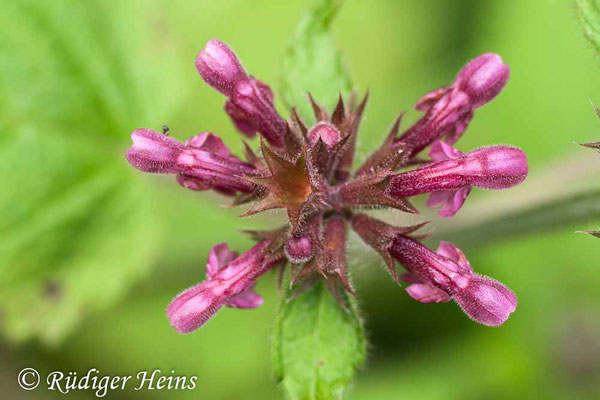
[226,286,264,309]
[428,140,464,162]
[406,283,452,303]
[176,175,212,191]
[206,243,237,278]
[436,241,473,273]
[426,186,471,218]
[415,86,452,111]
[225,100,258,138]
[126,129,184,173]
[185,132,231,158]
[453,274,517,327]
[425,190,453,208]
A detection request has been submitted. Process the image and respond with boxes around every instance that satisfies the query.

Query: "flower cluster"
[126,40,528,332]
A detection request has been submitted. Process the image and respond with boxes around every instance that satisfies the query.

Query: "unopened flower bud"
[196,40,248,96]
[307,122,341,147]
[455,53,510,109]
[285,235,314,263]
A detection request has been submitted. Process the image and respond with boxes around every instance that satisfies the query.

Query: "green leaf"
[280,0,353,122]
[0,0,184,345]
[272,281,366,400]
[575,0,600,56]
[275,2,364,398]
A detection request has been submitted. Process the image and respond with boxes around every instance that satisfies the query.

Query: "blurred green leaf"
[0,0,183,345]
[433,189,600,248]
[280,0,353,122]
[272,281,366,400]
[575,0,600,56]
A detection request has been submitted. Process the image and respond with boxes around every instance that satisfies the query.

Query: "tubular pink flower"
[386,141,528,217]
[390,237,517,326]
[195,39,248,96]
[126,129,255,195]
[397,53,510,157]
[167,240,278,333]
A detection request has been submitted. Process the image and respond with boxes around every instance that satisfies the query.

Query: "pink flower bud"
[196,40,248,96]
[390,237,517,326]
[167,240,275,333]
[229,79,286,147]
[386,142,528,217]
[285,235,314,263]
[307,122,341,147]
[126,129,184,173]
[455,53,510,109]
[453,274,518,327]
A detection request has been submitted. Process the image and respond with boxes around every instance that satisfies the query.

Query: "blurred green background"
[1,0,600,399]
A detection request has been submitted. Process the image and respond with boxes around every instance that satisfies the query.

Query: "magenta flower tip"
[167,281,227,333]
[464,145,528,189]
[454,275,517,327]
[456,53,510,109]
[196,39,248,96]
[285,235,314,263]
[126,129,184,173]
